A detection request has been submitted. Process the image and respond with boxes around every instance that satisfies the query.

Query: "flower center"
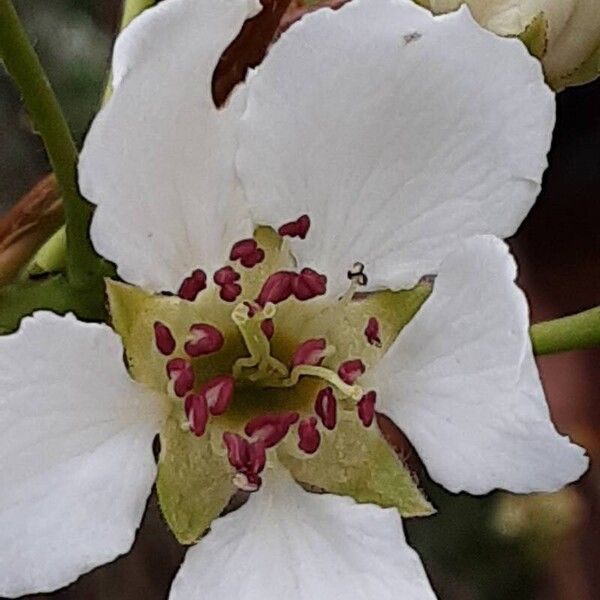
[148,216,382,492]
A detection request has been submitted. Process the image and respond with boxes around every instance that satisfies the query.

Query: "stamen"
[223,433,266,492]
[178,269,207,301]
[198,375,235,416]
[247,440,267,476]
[184,323,225,357]
[298,417,320,454]
[364,317,381,347]
[315,387,337,430]
[245,411,299,448]
[153,321,176,356]
[338,359,366,385]
[184,393,209,436]
[230,239,265,268]
[223,432,249,470]
[256,271,295,306]
[231,303,288,380]
[214,266,242,302]
[291,268,327,301]
[166,358,195,398]
[232,473,261,492]
[278,214,311,239]
[214,265,240,285]
[291,338,331,368]
[358,391,376,427]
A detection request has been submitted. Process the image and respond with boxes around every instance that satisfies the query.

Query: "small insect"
[347,261,368,286]
[403,31,422,45]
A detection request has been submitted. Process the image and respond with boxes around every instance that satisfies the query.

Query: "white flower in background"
[0,0,588,598]
[422,0,600,90]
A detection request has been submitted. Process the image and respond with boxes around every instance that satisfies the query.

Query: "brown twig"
[0,174,63,285]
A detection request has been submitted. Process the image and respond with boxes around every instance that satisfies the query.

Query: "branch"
[0,0,97,287]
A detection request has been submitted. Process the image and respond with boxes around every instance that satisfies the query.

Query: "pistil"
[231,302,288,381]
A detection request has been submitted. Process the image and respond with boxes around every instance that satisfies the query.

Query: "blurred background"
[0,1,598,598]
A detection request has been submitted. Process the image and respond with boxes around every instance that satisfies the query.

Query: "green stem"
[0,0,97,287]
[28,0,158,275]
[530,306,600,355]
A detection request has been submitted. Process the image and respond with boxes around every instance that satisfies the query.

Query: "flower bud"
[423,0,600,90]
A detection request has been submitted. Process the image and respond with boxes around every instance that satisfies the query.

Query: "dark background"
[0,1,598,598]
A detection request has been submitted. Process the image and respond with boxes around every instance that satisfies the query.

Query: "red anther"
[184,393,209,437]
[230,239,265,269]
[219,283,242,302]
[153,321,176,356]
[214,266,240,286]
[184,323,224,358]
[223,434,267,492]
[261,318,275,340]
[365,317,382,347]
[223,432,250,470]
[291,268,327,301]
[198,375,234,416]
[230,239,257,260]
[338,359,366,384]
[315,387,337,430]
[358,391,377,427]
[177,269,207,301]
[240,248,265,268]
[256,271,295,306]
[298,417,321,454]
[291,338,327,368]
[278,214,311,239]
[247,440,266,475]
[166,358,195,398]
[245,411,299,448]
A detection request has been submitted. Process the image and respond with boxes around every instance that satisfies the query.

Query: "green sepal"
[106,279,242,389]
[0,273,108,334]
[301,282,432,372]
[157,416,235,545]
[277,410,435,517]
[517,12,548,60]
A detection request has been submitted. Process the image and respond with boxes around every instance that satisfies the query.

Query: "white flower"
[0,0,587,598]
[423,0,600,90]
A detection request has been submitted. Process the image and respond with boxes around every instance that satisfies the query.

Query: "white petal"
[79,0,260,292]
[0,312,167,597]
[238,0,554,296]
[169,468,436,600]
[370,236,588,495]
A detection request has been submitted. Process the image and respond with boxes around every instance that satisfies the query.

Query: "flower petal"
[0,312,167,597]
[169,468,436,599]
[238,0,554,296]
[79,0,260,292]
[369,236,588,495]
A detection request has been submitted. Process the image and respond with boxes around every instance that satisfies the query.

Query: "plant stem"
[530,306,600,355]
[0,0,97,287]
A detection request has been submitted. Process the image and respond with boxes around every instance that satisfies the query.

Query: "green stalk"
[530,306,600,355]
[0,0,97,287]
